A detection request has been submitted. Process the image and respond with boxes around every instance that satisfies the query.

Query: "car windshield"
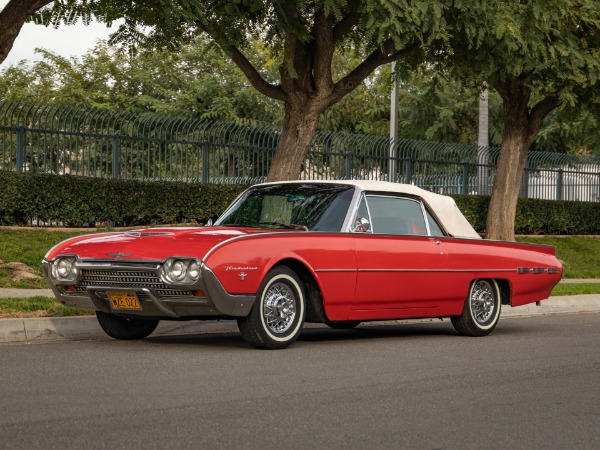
[215,183,355,231]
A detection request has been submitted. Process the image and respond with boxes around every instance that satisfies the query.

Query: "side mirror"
[205,218,214,227]
[353,217,371,232]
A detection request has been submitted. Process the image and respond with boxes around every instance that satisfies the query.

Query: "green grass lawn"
[0,229,95,288]
[516,236,600,279]
[551,283,600,296]
[0,296,93,317]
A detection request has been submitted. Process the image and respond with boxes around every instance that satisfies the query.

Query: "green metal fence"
[2,101,600,201]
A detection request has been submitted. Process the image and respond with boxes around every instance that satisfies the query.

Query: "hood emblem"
[107,252,133,259]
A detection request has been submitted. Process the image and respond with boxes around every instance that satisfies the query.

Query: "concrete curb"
[1,295,599,344]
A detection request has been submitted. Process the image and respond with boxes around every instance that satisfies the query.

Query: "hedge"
[1,171,599,234]
[0,171,247,227]
[451,194,600,235]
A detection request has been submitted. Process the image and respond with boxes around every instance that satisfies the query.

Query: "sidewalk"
[1,288,599,344]
[0,288,54,298]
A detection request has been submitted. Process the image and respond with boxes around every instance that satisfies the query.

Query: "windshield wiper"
[258,222,308,231]
[258,221,295,229]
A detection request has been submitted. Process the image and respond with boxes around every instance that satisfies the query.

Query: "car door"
[351,194,453,320]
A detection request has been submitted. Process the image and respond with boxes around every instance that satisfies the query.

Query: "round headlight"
[56,258,73,278]
[170,260,187,281]
[188,261,200,281]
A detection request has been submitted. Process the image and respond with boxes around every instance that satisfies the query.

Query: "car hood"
[45,227,273,262]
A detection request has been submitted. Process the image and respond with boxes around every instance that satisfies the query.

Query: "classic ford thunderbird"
[43,181,562,349]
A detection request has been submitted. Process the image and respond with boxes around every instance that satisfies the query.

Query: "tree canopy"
[36,0,449,180]
[440,0,600,239]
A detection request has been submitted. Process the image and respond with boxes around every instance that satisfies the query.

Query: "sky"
[0,1,118,69]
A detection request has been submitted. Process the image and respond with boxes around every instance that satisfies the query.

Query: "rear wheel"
[95,311,159,340]
[237,266,306,349]
[451,279,501,337]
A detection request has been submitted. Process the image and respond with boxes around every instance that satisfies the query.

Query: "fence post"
[520,164,529,198]
[556,169,563,201]
[406,158,412,184]
[112,136,120,179]
[16,126,25,172]
[345,153,352,179]
[462,164,469,194]
[202,141,210,183]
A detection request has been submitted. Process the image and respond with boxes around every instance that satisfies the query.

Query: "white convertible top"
[257,180,481,239]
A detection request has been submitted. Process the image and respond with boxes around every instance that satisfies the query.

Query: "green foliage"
[0,38,282,122]
[0,171,247,227]
[0,37,506,148]
[5,3,600,153]
[445,0,600,115]
[452,195,600,235]
[2,170,599,235]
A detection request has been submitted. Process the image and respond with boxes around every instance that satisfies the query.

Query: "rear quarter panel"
[442,238,562,306]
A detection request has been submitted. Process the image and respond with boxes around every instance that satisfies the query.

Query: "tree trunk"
[267,102,321,181]
[485,115,529,241]
[486,77,561,241]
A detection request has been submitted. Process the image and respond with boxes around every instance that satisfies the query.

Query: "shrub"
[0,171,247,227]
[1,171,599,234]
[452,195,600,235]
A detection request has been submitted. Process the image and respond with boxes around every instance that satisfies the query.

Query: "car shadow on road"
[299,322,457,343]
[143,320,478,349]
[137,317,533,349]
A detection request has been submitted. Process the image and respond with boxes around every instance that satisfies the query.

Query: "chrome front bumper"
[42,260,255,319]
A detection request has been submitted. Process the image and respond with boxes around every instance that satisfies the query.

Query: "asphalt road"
[1,313,599,450]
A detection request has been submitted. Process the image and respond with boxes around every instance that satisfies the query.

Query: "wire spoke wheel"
[237,266,306,349]
[263,282,297,334]
[451,279,501,337]
[470,280,495,324]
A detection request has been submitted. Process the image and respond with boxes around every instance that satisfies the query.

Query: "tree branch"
[330,41,419,105]
[313,10,334,93]
[528,92,561,143]
[333,11,359,43]
[195,19,286,101]
[280,32,300,94]
[0,0,54,64]
[227,44,286,101]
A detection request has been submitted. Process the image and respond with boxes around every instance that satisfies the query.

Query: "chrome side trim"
[315,268,522,273]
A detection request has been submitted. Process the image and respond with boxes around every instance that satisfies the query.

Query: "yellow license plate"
[108,292,141,310]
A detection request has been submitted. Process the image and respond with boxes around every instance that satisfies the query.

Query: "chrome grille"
[75,269,191,298]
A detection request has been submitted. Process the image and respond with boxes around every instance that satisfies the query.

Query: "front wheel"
[96,311,159,340]
[451,279,501,337]
[237,266,306,349]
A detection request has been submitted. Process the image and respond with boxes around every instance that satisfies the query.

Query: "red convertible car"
[43,181,562,349]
